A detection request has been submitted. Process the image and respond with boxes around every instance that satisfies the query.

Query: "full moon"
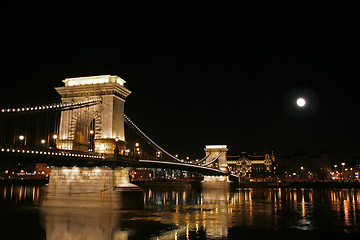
[296,98,306,107]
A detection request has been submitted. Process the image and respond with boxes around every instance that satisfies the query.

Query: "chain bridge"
[0,75,236,209]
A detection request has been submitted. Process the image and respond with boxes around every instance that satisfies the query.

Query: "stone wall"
[40,167,143,209]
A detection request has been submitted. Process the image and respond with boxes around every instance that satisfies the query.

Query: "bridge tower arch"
[55,75,131,155]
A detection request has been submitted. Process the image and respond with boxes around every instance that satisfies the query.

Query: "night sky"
[1,2,360,162]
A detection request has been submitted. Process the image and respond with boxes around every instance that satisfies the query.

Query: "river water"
[0,185,360,239]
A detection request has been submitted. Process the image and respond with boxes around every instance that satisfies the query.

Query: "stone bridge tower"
[204,145,228,172]
[202,145,230,189]
[55,75,131,155]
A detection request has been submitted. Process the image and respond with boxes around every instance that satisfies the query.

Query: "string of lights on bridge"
[125,114,223,167]
[0,98,103,113]
[124,114,185,163]
[0,100,223,169]
[0,148,103,159]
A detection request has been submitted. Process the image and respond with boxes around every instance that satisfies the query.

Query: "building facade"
[227,151,275,178]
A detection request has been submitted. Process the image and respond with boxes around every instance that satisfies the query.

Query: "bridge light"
[90,130,94,135]
[41,139,46,144]
[186,157,189,160]
[175,154,179,158]
[135,143,139,147]
[114,137,119,141]
[52,134,58,140]
[19,135,25,141]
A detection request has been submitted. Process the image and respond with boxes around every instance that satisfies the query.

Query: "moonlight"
[296,98,306,107]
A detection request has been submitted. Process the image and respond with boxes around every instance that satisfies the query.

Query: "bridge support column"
[55,75,131,156]
[40,166,143,209]
[204,145,229,172]
[201,145,231,189]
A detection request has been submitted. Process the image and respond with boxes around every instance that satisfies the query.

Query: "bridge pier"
[40,166,143,209]
[201,175,231,189]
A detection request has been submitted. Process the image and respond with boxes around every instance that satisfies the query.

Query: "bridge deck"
[0,148,233,176]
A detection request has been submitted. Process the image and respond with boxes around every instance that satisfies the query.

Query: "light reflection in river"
[1,186,360,239]
[0,184,40,205]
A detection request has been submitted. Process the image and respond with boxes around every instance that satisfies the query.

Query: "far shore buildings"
[277,150,331,179]
[227,151,276,178]
[227,149,333,181]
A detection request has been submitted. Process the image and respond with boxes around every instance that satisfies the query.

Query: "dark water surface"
[1,185,360,239]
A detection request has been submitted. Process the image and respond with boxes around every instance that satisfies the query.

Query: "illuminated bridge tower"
[202,145,230,189]
[55,75,131,155]
[41,76,142,210]
[204,145,229,172]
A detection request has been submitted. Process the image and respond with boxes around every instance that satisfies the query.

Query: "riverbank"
[132,180,201,189]
[2,178,360,189]
[238,181,360,188]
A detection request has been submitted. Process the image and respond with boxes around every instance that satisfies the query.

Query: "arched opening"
[73,117,88,152]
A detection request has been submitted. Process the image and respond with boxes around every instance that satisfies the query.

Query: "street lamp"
[341,162,346,180]
[18,135,25,147]
[300,166,304,179]
[41,139,46,144]
[134,143,140,157]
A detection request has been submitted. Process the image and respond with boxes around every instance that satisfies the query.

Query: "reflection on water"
[1,185,360,239]
[40,208,125,240]
[0,184,41,205]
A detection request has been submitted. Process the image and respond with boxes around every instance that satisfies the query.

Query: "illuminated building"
[227,151,275,178]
